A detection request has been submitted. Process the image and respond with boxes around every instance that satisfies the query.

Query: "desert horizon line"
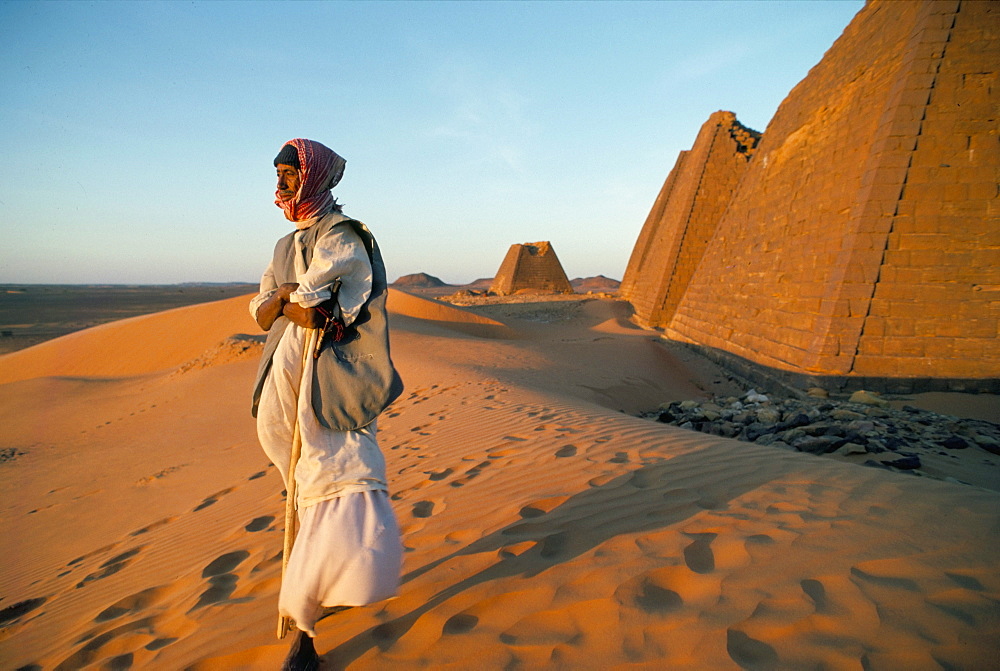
[0,273,624,289]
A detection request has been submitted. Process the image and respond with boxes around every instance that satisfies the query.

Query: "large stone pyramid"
[490,241,574,296]
[621,0,998,391]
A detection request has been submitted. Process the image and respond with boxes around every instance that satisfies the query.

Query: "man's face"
[276,164,300,201]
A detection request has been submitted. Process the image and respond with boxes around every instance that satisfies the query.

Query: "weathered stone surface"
[884,455,922,470]
[940,435,969,450]
[624,0,999,383]
[621,111,760,328]
[836,442,868,456]
[849,391,891,408]
[490,241,573,296]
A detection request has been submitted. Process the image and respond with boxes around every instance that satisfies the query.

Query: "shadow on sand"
[323,441,778,668]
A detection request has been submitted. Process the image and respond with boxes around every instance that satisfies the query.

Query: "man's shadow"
[323,441,777,668]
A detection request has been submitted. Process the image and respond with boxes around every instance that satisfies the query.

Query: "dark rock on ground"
[642,388,1000,483]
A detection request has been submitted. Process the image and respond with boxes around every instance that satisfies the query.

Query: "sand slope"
[0,295,261,384]
[1,293,998,670]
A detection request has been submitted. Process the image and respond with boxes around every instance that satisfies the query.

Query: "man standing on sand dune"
[250,138,404,671]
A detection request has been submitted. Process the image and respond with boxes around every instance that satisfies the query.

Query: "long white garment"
[253,217,390,506]
[280,491,401,636]
[256,323,389,506]
[251,217,402,633]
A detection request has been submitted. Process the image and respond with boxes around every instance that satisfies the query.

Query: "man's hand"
[255,283,303,331]
[283,301,326,329]
[277,282,300,300]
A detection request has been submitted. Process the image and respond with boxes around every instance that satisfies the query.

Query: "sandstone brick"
[885,318,916,337]
[830,357,862,375]
[851,356,902,377]
[934,359,995,378]
[896,233,945,250]
[863,316,886,337]
[857,338,883,356]
[923,337,957,359]
[624,0,997,383]
[881,337,927,357]
[913,199,946,216]
[889,301,933,319]
[868,182,906,203]
[953,339,986,359]
[968,181,998,200]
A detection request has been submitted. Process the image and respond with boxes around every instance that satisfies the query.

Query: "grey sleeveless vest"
[251,214,404,431]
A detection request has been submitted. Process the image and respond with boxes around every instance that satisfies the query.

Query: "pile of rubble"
[645,388,1000,473]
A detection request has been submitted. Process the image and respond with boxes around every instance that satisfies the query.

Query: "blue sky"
[0,0,862,286]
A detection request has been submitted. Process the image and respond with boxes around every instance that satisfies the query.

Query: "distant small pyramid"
[489,242,574,296]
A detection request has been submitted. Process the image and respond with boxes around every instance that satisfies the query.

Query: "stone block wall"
[623,0,999,385]
[854,0,1000,378]
[620,111,760,328]
[490,241,574,295]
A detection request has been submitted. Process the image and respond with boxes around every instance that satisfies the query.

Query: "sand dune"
[1,293,998,670]
[386,289,517,340]
[0,295,261,384]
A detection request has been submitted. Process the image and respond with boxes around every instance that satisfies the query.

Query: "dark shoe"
[281,631,320,671]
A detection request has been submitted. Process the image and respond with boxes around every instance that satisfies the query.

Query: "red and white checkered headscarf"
[274,138,346,222]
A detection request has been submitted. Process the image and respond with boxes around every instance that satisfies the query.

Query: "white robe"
[251,215,402,635]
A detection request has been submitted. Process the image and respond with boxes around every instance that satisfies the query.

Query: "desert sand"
[1,291,998,670]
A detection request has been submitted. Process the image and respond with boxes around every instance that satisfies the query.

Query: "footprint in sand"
[202,550,250,578]
[615,573,684,615]
[800,578,830,614]
[55,617,159,670]
[945,572,985,591]
[67,542,123,568]
[428,467,453,481]
[189,550,250,612]
[251,550,283,574]
[519,495,569,519]
[627,469,658,489]
[486,447,519,459]
[248,470,267,481]
[450,461,492,487]
[683,533,717,574]
[76,547,145,589]
[442,613,479,635]
[727,628,779,670]
[0,597,47,627]
[135,465,186,485]
[635,581,683,614]
[411,500,437,518]
[189,575,240,611]
[130,516,177,537]
[849,566,920,591]
[193,487,236,512]
[743,533,778,561]
[94,585,171,623]
[245,515,274,532]
[554,444,577,458]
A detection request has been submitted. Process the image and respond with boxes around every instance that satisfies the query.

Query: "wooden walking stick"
[277,328,316,639]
